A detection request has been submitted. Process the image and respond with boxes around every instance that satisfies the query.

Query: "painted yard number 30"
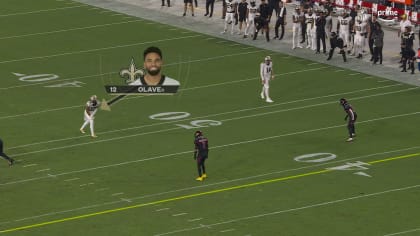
[149,112,222,129]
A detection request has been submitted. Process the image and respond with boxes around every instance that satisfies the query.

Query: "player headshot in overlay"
[130,46,180,87]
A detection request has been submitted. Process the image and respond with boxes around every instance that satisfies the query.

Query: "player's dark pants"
[316,31,326,53]
[347,113,357,138]
[274,17,285,39]
[268,4,279,22]
[401,49,415,73]
[301,22,306,43]
[373,46,383,64]
[0,139,13,162]
[196,155,207,177]
[253,21,269,42]
[205,0,215,16]
[368,37,374,60]
[161,0,170,6]
[327,47,346,62]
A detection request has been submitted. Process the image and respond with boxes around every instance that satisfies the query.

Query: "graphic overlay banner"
[105,85,179,94]
[105,58,179,95]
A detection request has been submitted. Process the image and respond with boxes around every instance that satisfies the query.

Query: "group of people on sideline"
[176,0,419,74]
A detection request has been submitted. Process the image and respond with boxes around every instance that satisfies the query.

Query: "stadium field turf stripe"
[0,153,419,234]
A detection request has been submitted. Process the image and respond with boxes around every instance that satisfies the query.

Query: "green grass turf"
[1,0,420,235]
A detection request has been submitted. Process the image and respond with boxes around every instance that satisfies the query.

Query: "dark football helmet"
[194,130,203,137]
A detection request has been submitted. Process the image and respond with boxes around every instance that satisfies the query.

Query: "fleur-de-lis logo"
[120,58,144,84]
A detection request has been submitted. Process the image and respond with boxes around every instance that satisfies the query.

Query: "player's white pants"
[81,110,96,136]
[261,79,270,99]
[292,24,301,48]
[224,12,235,33]
[245,17,255,36]
[354,35,364,56]
[311,27,317,50]
[306,25,313,49]
[339,31,350,48]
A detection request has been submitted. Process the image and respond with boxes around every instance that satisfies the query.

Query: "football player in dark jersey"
[0,138,14,166]
[340,98,357,142]
[194,131,209,181]
[401,26,415,74]
[327,32,347,62]
[253,0,270,42]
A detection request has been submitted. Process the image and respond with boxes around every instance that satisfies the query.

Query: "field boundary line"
[0,153,418,234]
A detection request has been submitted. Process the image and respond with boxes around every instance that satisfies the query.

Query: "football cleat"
[8,159,14,166]
[80,128,85,134]
[91,134,98,138]
[202,173,207,178]
[196,177,203,181]
[260,92,265,99]
[346,137,353,142]
[266,98,273,103]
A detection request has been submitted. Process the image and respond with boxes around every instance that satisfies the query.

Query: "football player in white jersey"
[222,0,238,34]
[305,8,316,50]
[353,16,366,59]
[292,7,304,49]
[260,56,274,103]
[80,95,100,138]
[244,0,258,38]
[337,11,352,50]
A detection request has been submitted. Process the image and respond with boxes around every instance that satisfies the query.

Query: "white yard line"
[0,6,84,17]
[0,35,199,65]
[64,178,80,182]
[5,74,400,151]
[2,109,419,188]
[6,86,411,154]
[3,145,420,225]
[0,50,262,90]
[172,213,188,217]
[384,228,420,236]
[154,184,420,235]
[0,20,142,40]
[155,208,170,212]
[95,188,109,192]
[23,164,38,168]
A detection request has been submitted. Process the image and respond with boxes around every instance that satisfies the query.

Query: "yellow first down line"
[1,152,419,234]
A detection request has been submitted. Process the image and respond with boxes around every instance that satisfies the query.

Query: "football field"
[1,0,420,235]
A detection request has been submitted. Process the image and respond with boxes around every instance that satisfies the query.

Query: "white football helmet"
[265,56,272,61]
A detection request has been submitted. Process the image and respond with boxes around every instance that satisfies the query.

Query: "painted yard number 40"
[294,153,372,177]
[149,112,222,129]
